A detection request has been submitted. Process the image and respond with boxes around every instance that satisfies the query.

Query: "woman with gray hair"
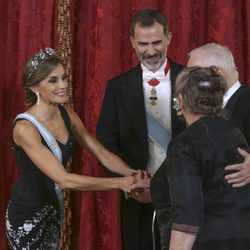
[133,66,250,250]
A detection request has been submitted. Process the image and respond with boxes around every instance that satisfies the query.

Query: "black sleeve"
[167,139,203,233]
[96,80,122,177]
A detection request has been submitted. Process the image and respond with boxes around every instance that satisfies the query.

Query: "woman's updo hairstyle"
[22,48,64,107]
[175,66,227,116]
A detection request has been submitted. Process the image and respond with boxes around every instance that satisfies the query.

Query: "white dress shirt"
[223,81,241,108]
[142,59,171,175]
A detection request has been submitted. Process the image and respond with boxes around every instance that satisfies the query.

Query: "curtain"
[1,0,249,249]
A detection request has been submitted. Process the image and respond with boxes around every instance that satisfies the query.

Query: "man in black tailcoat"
[97,9,185,250]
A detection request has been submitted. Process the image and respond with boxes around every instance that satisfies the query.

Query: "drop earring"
[173,98,182,116]
[36,91,40,105]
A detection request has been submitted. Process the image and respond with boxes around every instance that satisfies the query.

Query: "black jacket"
[224,84,250,145]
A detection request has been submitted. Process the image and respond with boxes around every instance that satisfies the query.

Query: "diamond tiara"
[28,47,59,79]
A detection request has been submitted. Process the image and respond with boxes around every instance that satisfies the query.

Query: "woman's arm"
[13,120,133,192]
[67,107,135,176]
[169,229,197,250]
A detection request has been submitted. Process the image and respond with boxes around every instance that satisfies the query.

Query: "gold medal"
[149,86,158,105]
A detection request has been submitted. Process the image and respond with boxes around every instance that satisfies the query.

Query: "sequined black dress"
[6,106,76,249]
[150,117,250,250]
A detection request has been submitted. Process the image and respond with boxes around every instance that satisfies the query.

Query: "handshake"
[122,170,152,203]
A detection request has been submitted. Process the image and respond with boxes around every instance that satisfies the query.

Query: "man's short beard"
[142,59,164,72]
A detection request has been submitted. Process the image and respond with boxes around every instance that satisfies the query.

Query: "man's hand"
[225,148,250,187]
[130,188,151,203]
[130,171,151,203]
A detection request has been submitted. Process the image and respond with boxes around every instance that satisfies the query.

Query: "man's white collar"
[142,60,168,81]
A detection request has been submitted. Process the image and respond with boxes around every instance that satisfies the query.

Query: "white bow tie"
[143,70,165,82]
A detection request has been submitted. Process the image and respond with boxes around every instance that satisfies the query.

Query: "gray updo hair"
[175,66,227,116]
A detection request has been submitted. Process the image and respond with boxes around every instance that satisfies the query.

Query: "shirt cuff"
[172,222,199,235]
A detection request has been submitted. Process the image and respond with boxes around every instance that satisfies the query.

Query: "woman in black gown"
[5,48,136,249]
[133,66,250,250]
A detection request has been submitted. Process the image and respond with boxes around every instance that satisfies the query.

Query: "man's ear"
[166,32,172,46]
[217,67,225,77]
[130,36,135,49]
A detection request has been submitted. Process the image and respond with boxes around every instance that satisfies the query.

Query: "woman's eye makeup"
[62,74,68,80]
[47,73,67,83]
[48,77,57,83]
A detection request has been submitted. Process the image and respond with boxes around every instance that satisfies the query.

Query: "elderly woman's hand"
[129,172,151,203]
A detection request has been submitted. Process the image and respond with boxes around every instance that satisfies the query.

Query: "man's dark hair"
[130,9,169,37]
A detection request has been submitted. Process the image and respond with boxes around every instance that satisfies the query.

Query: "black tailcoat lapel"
[121,64,148,155]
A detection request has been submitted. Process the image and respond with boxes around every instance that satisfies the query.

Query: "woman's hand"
[117,175,135,193]
[129,171,152,203]
[131,171,151,190]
